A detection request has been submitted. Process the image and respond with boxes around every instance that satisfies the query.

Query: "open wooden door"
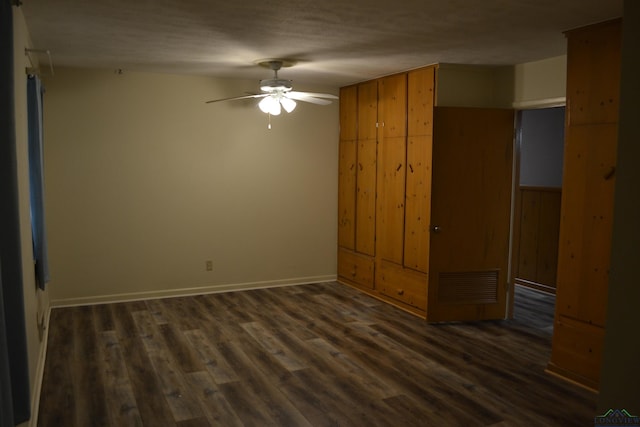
[427,107,515,322]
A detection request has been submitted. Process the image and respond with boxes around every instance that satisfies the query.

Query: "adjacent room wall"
[513,55,567,108]
[436,63,514,108]
[43,68,339,304]
[519,107,565,188]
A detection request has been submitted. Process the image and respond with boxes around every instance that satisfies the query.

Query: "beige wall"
[513,55,567,108]
[436,63,514,108]
[436,56,567,110]
[43,68,339,304]
[12,6,50,426]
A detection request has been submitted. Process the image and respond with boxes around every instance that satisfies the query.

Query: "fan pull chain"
[267,113,272,130]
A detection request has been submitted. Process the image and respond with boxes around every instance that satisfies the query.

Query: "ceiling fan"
[205,59,338,117]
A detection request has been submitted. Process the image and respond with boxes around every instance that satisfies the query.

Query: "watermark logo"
[595,409,640,426]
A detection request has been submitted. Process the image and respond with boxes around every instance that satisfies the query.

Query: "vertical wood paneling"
[555,124,617,327]
[339,86,357,141]
[338,139,356,249]
[550,18,621,390]
[517,190,540,281]
[356,138,377,255]
[338,85,358,250]
[404,135,432,272]
[339,66,434,314]
[566,21,622,127]
[536,191,561,287]
[379,74,407,138]
[404,66,435,274]
[428,107,514,322]
[408,67,435,136]
[513,188,561,291]
[358,80,378,140]
[376,136,406,264]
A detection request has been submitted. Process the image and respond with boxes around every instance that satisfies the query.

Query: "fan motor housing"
[260,78,293,92]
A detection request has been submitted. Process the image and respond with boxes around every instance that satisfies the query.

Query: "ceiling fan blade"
[286,93,333,105]
[288,91,338,100]
[205,93,268,104]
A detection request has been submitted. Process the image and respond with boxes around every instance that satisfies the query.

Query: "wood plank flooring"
[38,282,595,426]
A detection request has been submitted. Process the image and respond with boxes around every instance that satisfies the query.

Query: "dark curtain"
[1,0,32,425]
[27,75,49,290]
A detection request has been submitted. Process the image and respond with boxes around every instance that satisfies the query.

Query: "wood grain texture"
[379,73,407,138]
[339,85,357,141]
[39,283,596,426]
[428,107,514,321]
[338,138,356,249]
[403,135,432,273]
[376,135,406,265]
[407,66,435,137]
[357,80,378,140]
[513,187,561,291]
[356,137,377,256]
[550,19,621,390]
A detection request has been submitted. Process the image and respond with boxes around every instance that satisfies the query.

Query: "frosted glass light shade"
[259,96,281,115]
[280,97,297,113]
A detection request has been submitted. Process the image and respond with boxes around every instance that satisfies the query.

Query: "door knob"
[431,225,442,233]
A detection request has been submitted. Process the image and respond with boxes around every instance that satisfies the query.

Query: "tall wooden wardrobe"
[337,65,515,321]
[338,67,435,317]
[547,19,622,391]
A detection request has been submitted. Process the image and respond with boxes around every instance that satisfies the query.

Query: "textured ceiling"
[21,0,623,87]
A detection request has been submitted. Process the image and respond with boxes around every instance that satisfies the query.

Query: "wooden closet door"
[355,81,378,256]
[376,74,407,264]
[427,107,514,322]
[404,67,435,273]
[337,86,358,250]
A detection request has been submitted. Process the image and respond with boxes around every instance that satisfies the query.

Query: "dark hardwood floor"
[38,282,595,426]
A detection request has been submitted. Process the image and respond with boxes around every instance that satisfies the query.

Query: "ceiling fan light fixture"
[280,97,296,113]
[260,78,293,92]
[259,95,281,115]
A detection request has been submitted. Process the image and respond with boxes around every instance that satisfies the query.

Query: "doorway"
[510,106,565,330]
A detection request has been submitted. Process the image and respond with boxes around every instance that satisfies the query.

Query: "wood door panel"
[555,124,617,327]
[376,136,406,264]
[358,80,378,140]
[339,85,358,141]
[408,67,435,137]
[379,74,407,138]
[356,138,377,256]
[338,139,356,249]
[566,20,621,127]
[404,135,432,273]
[428,107,514,322]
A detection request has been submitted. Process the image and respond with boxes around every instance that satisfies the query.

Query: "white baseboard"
[50,275,337,308]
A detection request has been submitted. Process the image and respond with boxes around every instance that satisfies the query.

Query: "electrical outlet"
[205,260,213,271]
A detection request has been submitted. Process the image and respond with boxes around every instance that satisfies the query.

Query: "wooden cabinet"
[548,19,622,391]
[337,66,437,315]
[338,65,513,320]
[375,69,434,313]
[337,81,379,290]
